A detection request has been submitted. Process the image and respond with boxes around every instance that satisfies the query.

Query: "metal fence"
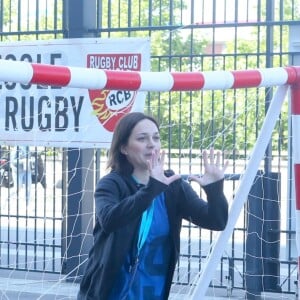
[1,0,300,298]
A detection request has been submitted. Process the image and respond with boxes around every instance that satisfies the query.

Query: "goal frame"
[0,58,300,298]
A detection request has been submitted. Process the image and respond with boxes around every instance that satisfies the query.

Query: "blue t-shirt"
[109,193,171,300]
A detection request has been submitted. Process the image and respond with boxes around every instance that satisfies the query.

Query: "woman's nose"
[147,138,155,147]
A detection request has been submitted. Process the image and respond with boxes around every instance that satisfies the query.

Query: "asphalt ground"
[0,269,295,300]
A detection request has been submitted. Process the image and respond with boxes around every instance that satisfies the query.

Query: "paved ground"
[0,269,296,300]
[0,269,235,300]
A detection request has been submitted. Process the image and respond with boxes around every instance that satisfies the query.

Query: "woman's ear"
[120,146,127,155]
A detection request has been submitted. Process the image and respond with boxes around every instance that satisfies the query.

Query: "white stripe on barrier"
[0,59,33,84]
[259,67,289,87]
[139,71,174,91]
[296,210,300,252]
[292,115,300,164]
[68,67,107,89]
[202,71,234,90]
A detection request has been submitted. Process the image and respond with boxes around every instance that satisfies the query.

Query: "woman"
[77,112,228,300]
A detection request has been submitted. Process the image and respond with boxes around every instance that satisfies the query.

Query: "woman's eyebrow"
[136,131,159,136]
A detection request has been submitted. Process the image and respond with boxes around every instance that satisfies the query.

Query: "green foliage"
[0,0,63,41]
[1,0,17,27]
[144,1,291,153]
[0,0,292,154]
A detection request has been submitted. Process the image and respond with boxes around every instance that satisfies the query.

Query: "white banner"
[0,38,150,148]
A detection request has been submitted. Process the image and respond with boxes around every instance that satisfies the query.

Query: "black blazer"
[77,170,228,300]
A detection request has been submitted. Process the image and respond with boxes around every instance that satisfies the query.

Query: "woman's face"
[121,118,161,171]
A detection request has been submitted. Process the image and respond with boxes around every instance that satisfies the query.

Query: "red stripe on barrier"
[295,164,300,210]
[104,70,141,90]
[171,72,205,91]
[290,67,300,115]
[231,70,262,88]
[284,66,298,85]
[291,86,300,115]
[31,64,71,86]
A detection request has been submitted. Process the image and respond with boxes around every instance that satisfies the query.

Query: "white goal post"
[0,59,300,298]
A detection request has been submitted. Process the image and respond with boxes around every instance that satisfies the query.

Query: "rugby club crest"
[87,53,141,132]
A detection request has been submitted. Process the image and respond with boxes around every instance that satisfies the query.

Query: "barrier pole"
[291,68,300,298]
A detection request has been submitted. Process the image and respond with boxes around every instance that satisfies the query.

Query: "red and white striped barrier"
[291,79,300,297]
[0,58,300,91]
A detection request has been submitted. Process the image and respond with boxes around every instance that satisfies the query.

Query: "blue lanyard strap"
[131,175,155,255]
[137,202,154,254]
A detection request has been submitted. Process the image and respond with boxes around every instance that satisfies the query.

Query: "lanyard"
[137,201,154,255]
[132,175,155,255]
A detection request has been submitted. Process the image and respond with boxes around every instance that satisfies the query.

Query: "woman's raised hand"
[189,148,228,186]
[148,150,181,185]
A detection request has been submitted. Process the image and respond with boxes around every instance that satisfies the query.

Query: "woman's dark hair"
[107,112,159,174]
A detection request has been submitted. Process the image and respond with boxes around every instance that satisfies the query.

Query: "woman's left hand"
[188,148,228,186]
[148,150,181,185]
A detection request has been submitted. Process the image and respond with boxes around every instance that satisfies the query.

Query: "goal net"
[0,61,299,299]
